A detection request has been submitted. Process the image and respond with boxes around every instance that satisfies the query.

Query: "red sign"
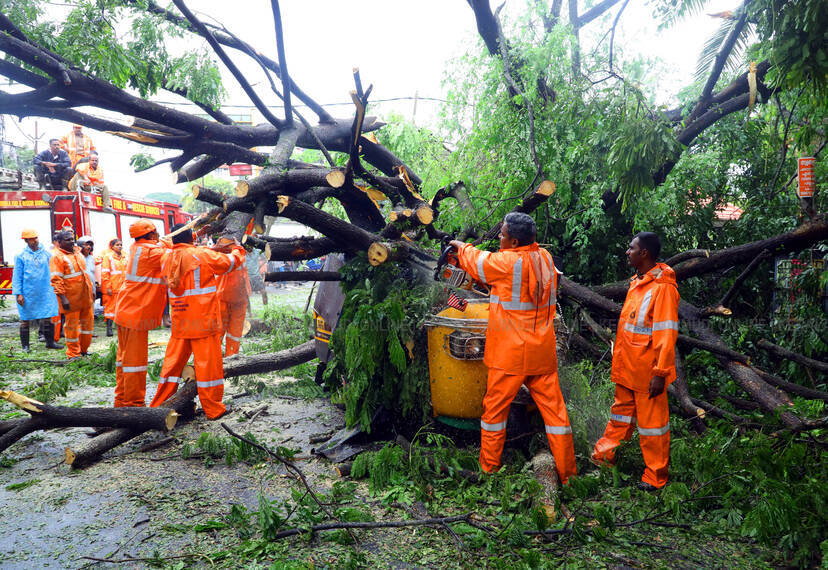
[61,218,74,229]
[798,157,815,198]
[229,163,252,176]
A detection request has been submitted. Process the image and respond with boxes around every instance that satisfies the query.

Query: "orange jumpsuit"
[218,249,251,356]
[60,131,95,167]
[50,247,95,359]
[592,262,679,488]
[456,243,576,484]
[150,244,244,419]
[74,161,104,186]
[100,248,126,320]
[113,238,168,407]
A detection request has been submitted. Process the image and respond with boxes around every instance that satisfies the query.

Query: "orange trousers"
[221,301,246,357]
[102,293,116,320]
[592,384,671,488]
[114,326,149,407]
[150,334,225,419]
[63,304,93,359]
[480,369,577,484]
[51,314,61,342]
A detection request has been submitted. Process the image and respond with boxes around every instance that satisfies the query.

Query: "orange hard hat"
[21,229,38,239]
[129,220,157,238]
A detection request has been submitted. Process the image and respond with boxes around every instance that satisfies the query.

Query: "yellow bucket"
[426,301,489,419]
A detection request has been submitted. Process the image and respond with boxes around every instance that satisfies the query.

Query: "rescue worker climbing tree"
[591,232,679,491]
[100,238,126,338]
[449,212,577,484]
[112,221,167,407]
[50,231,95,360]
[150,223,245,419]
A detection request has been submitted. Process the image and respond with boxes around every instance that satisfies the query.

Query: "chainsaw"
[433,237,489,295]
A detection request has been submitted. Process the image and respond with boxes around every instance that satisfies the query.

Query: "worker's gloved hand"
[16,295,24,306]
[448,239,465,251]
[648,376,666,399]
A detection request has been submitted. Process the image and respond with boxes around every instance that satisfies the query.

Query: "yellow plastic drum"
[426,301,489,419]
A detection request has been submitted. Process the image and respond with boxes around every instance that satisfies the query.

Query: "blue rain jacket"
[12,244,59,321]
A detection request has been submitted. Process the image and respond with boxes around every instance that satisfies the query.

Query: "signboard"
[229,163,252,176]
[798,157,815,198]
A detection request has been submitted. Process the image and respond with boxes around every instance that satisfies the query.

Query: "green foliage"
[325,257,441,430]
[5,478,40,491]
[181,176,234,214]
[180,431,269,467]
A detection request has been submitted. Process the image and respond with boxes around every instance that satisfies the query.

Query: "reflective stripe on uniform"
[489,256,553,311]
[159,376,181,384]
[122,365,148,373]
[476,251,490,283]
[639,423,670,436]
[226,333,242,342]
[65,337,79,342]
[63,271,83,278]
[545,425,572,435]
[80,329,93,335]
[169,285,217,298]
[624,323,653,335]
[115,361,122,367]
[126,246,164,284]
[197,379,224,388]
[610,413,634,423]
[480,419,507,431]
[223,253,235,274]
[652,320,679,331]
[636,289,653,328]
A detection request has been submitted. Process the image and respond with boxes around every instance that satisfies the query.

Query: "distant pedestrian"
[100,238,126,337]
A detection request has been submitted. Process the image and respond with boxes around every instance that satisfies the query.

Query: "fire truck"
[0,168,193,295]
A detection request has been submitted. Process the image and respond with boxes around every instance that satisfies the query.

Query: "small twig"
[139,436,176,453]
[221,422,358,543]
[268,513,472,540]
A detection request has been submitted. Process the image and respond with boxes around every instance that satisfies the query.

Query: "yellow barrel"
[426,301,489,418]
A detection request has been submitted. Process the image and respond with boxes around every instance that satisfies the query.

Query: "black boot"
[38,320,46,343]
[44,322,63,350]
[19,326,30,353]
[106,319,114,337]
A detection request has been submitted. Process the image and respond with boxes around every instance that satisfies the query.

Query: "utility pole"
[412,90,419,126]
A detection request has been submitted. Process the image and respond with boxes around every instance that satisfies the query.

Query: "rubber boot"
[19,326,30,353]
[38,320,46,343]
[106,319,114,337]
[44,322,63,350]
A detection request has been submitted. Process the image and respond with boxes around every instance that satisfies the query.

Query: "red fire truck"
[0,168,193,295]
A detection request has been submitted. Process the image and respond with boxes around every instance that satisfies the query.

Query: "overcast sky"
[1,0,735,200]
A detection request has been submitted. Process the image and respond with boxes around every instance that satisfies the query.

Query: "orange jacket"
[611,263,680,392]
[114,238,168,331]
[162,243,244,338]
[50,247,94,311]
[457,242,559,375]
[100,248,127,295]
[75,161,104,186]
[60,132,95,167]
[218,248,251,305]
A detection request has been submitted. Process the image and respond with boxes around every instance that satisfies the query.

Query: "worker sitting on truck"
[69,151,112,210]
[60,124,95,167]
[150,223,244,419]
[50,231,95,359]
[33,138,73,190]
[449,212,576,484]
[12,229,62,352]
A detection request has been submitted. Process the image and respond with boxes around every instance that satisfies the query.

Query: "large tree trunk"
[223,341,316,378]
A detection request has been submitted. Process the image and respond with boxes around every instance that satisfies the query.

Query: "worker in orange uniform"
[50,231,95,359]
[60,124,95,167]
[150,224,244,419]
[216,234,251,356]
[69,150,112,210]
[100,238,126,337]
[112,221,167,408]
[449,212,576,484]
[591,232,679,491]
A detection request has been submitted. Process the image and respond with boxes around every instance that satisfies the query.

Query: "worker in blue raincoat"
[12,229,62,352]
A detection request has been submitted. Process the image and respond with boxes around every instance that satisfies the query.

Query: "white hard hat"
[77,235,94,245]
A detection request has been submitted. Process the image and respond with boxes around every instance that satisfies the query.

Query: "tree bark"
[756,339,828,375]
[0,396,178,454]
[223,341,316,378]
[752,368,828,402]
[264,237,340,261]
[65,376,198,468]
[265,271,341,282]
[668,351,706,433]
